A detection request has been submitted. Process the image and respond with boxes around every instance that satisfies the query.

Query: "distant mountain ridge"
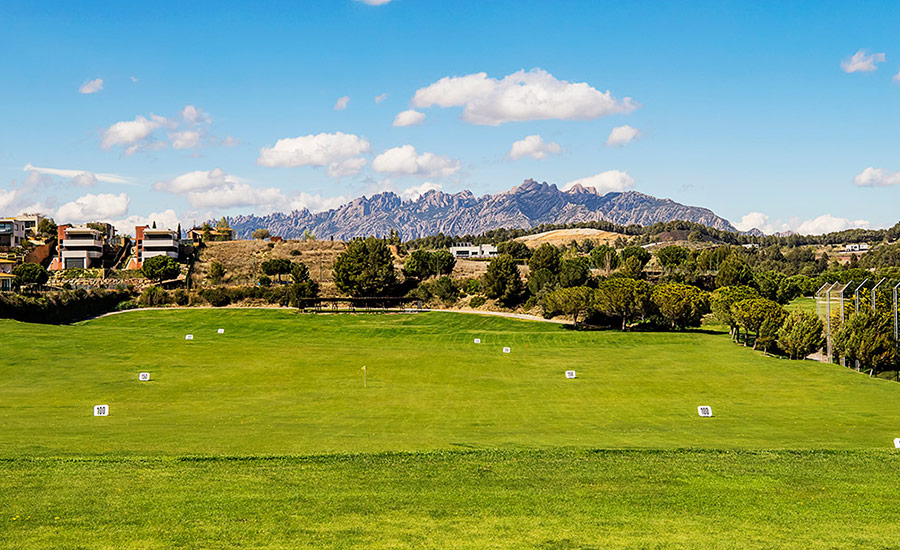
[227,179,737,240]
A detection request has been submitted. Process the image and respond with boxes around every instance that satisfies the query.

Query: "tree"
[593,277,652,330]
[201,223,212,242]
[651,282,708,329]
[558,258,590,288]
[37,218,57,237]
[216,217,231,231]
[497,240,532,259]
[432,249,456,276]
[544,286,593,326]
[716,253,754,288]
[730,298,786,350]
[527,267,557,296]
[252,229,271,240]
[833,312,898,375]
[302,229,316,242]
[260,259,292,281]
[482,254,524,307]
[590,244,619,273]
[141,256,180,282]
[710,286,761,340]
[403,249,434,280]
[208,261,225,282]
[656,246,689,270]
[332,237,398,297]
[777,309,824,360]
[753,270,787,303]
[12,263,49,286]
[618,255,645,278]
[288,261,319,306]
[620,246,651,268]
[528,243,562,274]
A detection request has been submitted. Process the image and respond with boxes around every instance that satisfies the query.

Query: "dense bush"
[0,289,133,324]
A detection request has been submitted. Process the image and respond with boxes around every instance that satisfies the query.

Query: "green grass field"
[2,309,899,548]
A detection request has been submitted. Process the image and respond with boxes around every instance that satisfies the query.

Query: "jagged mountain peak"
[226,180,737,240]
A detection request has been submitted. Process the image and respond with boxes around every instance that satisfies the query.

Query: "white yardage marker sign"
[138,372,150,381]
[474,338,481,344]
[185,334,193,341]
[565,370,576,379]
[217,328,225,334]
[697,406,713,417]
[894,438,900,449]
[502,347,510,354]
[93,405,109,417]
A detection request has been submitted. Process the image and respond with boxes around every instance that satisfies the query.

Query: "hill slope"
[228,179,737,240]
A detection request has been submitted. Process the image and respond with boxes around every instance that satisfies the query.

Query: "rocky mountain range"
[227,179,737,240]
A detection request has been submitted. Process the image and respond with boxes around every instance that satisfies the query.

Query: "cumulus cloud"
[181,105,211,125]
[111,209,181,233]
[401,182,442,201]
[393,109,426,127]
[334,96,350,110]
[853,167,900,187]
[508,135,562,160]
[411,68,637,126]
[605,125,641,147]
[79,78,103,94]
[153,168,239,194]
[101,115,168,151]
[841,49,886,73]
[169,131,202,150]
[56,193,130,223]
[186,183,285,210]
[375,93,389,103]
[289,193,350,213]
[562,170,635,194]
[257,132,371,178]
[0,189,23,212]
[733,212,870,235]
[372,145,461,178]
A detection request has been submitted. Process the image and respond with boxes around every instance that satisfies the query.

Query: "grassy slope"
[4,451,900,549]
[1,310,899,456]
[4,309,900,549]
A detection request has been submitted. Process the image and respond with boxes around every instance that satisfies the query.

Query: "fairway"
[2,309,899,455]
[3,309,900,549]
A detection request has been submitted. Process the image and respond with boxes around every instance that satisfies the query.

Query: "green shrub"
[469,296,486,308]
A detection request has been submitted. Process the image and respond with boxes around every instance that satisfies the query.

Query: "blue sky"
[1,0,898,234]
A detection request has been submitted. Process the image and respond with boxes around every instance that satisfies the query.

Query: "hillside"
[515,228,625,248]
[227,179,737,240]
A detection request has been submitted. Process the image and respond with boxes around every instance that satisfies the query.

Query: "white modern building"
[127,226,179,269]
[843,243,869,252]
[449,244,499,259]
[0,258,15,290]
[14,213,44,237]
[0,218,26,248]
[58,226,104,269]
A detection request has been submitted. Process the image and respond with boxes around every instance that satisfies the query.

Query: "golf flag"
[362,365,367,388]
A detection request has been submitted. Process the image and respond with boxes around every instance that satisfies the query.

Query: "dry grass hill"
[514,228,624,248]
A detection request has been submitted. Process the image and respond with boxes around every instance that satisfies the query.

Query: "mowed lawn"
[4,309,900,549]
[1,309,899,455]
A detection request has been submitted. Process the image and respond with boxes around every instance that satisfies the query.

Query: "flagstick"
[363,365,367,388]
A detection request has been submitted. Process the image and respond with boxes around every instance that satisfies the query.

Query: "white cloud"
[508,135,561,160]
[101,114,169,152]
[401,182,442,201]
[372,145,461,178]
[79,78,103,94]
[0,189,23,211]
[334,96,350,110]
[71,173,98,187]
[186,183,285,210]
[375,93,389,103]
[111,209,181,233]
[733,212,870,235]
[894,69,900,81]
[393,109,426,127]
[23,164,129,185]
[153,168,237,194]
[411,68,638,126]
[169,130,202,150]
[221,135,240,147]
[853,167,900,187]
[181,105,211,125]
[605,125,641,147]
[257,132,371,179]
[289,193,349,213]
[130,76,138,83]
[327,157,368,178]
[355,0,393,4]
[841,49,886,73]
[56,193,130,223]
[562,170,635,194]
